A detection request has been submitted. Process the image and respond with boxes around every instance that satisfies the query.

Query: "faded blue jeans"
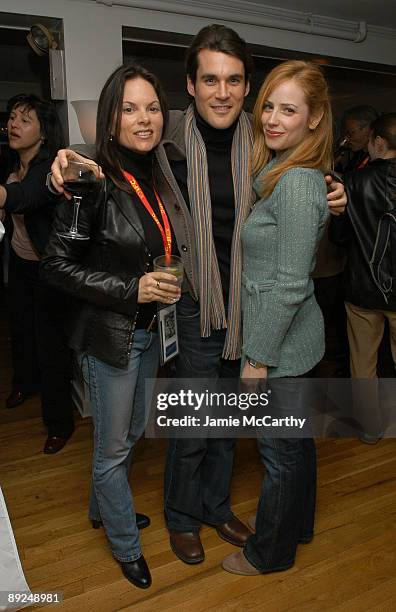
[81,329,159,562]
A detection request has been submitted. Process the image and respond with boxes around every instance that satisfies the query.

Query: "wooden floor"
[0,299,395,612]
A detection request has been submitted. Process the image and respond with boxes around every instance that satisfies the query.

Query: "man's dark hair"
[185,24,253,84]
[96,62,169,191]
[370,113,396,151]
[342,105,379,127]
[7,93,65,168]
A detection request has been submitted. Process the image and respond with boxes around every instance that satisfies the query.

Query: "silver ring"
[156,280,160,289]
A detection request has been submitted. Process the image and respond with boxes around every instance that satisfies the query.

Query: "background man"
[331,113,396,443]
[337,105,379,173]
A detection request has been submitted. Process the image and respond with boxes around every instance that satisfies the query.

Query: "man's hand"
[325,175,347,216]
[50,149,104,200]
[7,172,19,184]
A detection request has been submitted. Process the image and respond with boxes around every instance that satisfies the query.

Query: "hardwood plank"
[0,299,395,612]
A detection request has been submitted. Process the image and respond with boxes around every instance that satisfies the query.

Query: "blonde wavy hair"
[252,60,333,198]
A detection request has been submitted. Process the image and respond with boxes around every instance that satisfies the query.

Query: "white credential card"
[158,303,179,365]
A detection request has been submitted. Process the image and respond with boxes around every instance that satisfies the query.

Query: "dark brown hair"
[370,113,396,151]
[342,105,379,128]
[185,24,253,84]
[95,63,168,190]
[7,93,65,168]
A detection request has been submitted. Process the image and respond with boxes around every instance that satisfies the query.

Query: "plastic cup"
[153,255,183,287]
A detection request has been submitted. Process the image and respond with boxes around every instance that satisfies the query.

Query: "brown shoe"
[216,518,252,547]
[222,550,260,575]
[169,531,205,564]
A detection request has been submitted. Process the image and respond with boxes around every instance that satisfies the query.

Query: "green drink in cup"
[153,255,184,287]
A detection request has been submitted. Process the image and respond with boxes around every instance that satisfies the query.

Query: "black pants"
[313,274,350,377]
[8,248,74,437]
[164,293,240,531]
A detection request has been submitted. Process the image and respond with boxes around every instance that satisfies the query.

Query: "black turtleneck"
[168,108,236,306]
[117,144,178,329]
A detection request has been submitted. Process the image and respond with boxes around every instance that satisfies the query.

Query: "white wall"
[1,0,394,142]
[0,0,122,142]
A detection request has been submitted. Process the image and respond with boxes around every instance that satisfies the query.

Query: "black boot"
[136,513,150,530]
[119,555,151,589]
[91,513,150,530]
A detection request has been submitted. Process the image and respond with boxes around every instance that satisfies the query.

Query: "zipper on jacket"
[126,312,138,358]
[126,258,150,358]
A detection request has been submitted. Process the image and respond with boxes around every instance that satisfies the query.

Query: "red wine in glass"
[63,178,98,196]
[57,161,102,240]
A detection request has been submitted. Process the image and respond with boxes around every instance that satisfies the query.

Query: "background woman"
[41,64,183,588]
[222,60,333,575]
[0,94,74,453]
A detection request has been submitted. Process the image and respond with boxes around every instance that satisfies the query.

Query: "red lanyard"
[357,154,370,170]
[123,170,172,257]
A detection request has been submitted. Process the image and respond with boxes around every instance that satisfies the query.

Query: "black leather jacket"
[41,160,193,369]
[329,158,396,310]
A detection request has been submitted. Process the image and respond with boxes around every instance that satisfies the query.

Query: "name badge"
[158,303,179,365]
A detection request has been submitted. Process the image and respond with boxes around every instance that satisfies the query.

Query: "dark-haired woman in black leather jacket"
[41,64,189,589]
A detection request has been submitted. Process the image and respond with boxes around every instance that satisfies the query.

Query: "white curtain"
[0,488,31,611]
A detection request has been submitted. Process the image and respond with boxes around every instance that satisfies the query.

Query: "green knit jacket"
[241,160,329,378]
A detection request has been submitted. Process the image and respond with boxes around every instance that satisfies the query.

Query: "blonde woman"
[223,60,333,575]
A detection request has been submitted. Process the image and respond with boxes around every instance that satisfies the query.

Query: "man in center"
[161,26,255,563]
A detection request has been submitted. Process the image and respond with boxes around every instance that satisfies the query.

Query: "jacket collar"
[161,107,253,162]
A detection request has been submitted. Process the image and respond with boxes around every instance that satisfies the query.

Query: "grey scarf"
[184,104,253,359]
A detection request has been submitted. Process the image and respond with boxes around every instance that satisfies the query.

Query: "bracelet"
[247,357,266,369]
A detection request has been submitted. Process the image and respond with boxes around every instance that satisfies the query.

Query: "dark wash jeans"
[164,292,240,532]
[244,378,316,572]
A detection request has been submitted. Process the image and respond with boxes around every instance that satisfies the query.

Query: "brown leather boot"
[169,531,204,564]
[216,517,252,546]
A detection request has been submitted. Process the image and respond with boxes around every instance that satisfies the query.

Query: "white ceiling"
[237,0,396,29]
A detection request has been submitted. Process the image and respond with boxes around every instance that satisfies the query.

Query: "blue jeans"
[81,329,159,562]
[164,293,240,531]
[244,378,316,572]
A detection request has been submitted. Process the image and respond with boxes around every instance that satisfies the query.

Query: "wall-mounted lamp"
[26,23,66,100]
[27,23,57,56]
[71,100,98,144]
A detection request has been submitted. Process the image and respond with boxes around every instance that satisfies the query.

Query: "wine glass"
[57,160,102,240]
